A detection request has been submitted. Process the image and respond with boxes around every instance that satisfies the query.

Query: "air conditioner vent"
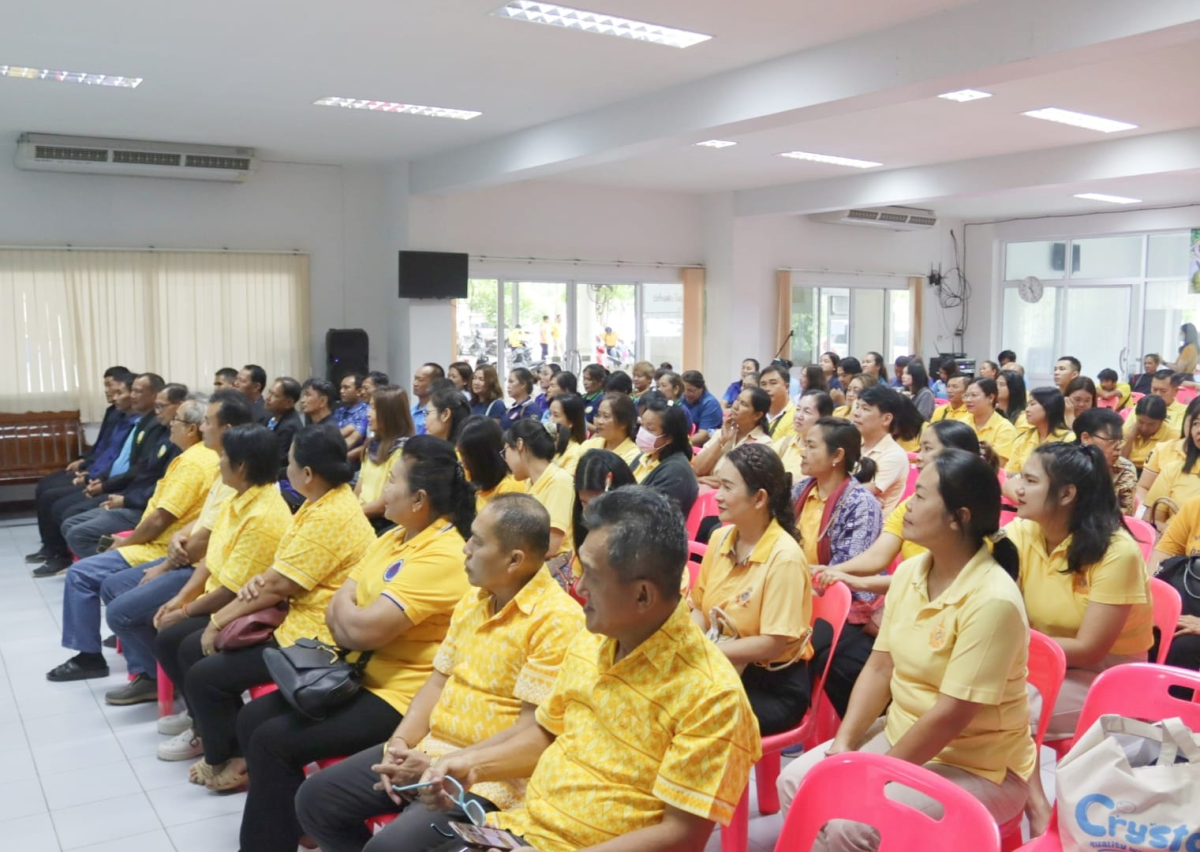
[113,150,182,167]
[16,133,257,182]
[810,206,938,231]
[909,215,938,227]
[35,145,108,162]
[846,209,880,221]
[877,212,909,223]
[185,154,253,171]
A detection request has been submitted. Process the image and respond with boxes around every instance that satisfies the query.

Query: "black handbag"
[262,638,373,721]
[1155,555,1200,617]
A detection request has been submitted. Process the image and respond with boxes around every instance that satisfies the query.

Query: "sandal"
[207,759,248,792]
[188,760,216,786]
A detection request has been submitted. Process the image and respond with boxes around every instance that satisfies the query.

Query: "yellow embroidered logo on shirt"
[929,620,947,650]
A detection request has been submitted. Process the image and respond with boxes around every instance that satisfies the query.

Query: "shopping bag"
[1056,714,1200,852]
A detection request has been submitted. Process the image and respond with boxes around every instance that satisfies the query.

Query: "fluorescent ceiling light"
[1,64,141,88]
[492,2,712,49]
[314,97,481,120]
[1073,193,1142,205]
[1022,107,1137,133]
[938,88,992,102]
[779,151,882,169]
[695,140,736,148]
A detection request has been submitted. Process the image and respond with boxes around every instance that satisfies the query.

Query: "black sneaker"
[105,673,157,705]
[32,556,71,578]
[102,634,118,649]
[25,548,51,564]
[47,653,109,682]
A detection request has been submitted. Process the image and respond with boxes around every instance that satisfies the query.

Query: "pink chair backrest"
[935,398,949,406]
[685,489,718,541]
[1096,396,1120,411]
[1027,630,1067,749]
[996,468,1007,486]
[901,465,920,501]
[775,752,1001,852]
[1150,577,1183,665]
[999,509,1017,528]
[1073,663,1200,747]
[1178,386,1198,404]
[1119,407,1133,421]
[686,541,706,591]
[1124,517,1156,563]
[1130,392,1145,404]
[809,582,852,696]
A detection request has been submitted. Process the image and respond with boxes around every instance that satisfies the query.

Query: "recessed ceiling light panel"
[1073,193,1142,205]
[1022,107,1137,133]
[938,89,992,102]
[314,98,481,120]
[1,64,141,88]
[492,1,712,48]
[695,140,736,148]
[779,151,882,169]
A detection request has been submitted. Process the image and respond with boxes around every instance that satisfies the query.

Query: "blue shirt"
[682,390,723,434]
[500,397,540,432]
[335,401,369,440]
[412,400,427,435]
[471,399,506,420]
[582,392,604,424]
[88,412,140,478]
[722,381,743,406]
[108,422,140,477]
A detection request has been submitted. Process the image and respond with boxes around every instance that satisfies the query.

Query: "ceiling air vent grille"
[877,212,909,223]
[846,209,880,221]
[35,145,108,162]
[185,154,253,170]
[16,133,258,182]
[811,206,938,231]
[113,150,182,167]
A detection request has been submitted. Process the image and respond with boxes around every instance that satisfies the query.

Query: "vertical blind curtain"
[0,249,310,420]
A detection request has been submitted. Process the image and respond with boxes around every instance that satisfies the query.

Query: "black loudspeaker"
[326,329,369,385]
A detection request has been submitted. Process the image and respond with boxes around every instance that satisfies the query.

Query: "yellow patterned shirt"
[273,484,375,648]
[196,478,237,533]
[491,601,761,851]
[203,484,293,594]
[353,520,470,715]
[421,568,584,810]
[120,443,220,566]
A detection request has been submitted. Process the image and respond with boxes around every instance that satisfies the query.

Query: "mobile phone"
[447,822,530,849]
[96,534,114,553]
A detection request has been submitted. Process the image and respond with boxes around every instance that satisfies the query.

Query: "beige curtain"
[681,267,705,370]
[0,249,310,420]
[776,270,792,359]
[908,276,924,358]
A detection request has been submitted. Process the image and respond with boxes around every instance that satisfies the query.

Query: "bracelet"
[210,613,222,631]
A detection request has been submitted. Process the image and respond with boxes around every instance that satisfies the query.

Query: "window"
[789,280,912,367]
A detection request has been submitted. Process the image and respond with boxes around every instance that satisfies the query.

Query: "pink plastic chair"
[722,582,852,852]
[1130,392,1145,404]
[774,752,1001,852]
[157,664,175,717]
[999,509,1017,528]
[1119,407,1133,421]
[685,489,718,541]
[1150,577,1183,664]
[1178,386,1197,405]
[686,541,706,590]
[1124,517,1156,562]
[900,465,920,501]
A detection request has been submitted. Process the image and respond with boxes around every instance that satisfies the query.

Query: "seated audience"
[423,385,470,444]
[930,372,971,423]
[655,369,686,404]
[1142,368,1187,433]
[1095,367,1131,411]
[681,370,724,445]
[1005,387,1072,478]
[800,364,828,395]
[420,487,759,852]
[362,371,390,400]
[539,369,578,424]
[468,364,506,420]
[774,390,833,482]
[580,363,608,422]
[1053,355,1082,394]
[457,415,526,511]
[604,370,634,396]
[838,373,878,420]
[853,386,912,514]
[742,371,760,390]
[890,355,910,388]
[263,377,303,476]
[48,396,218,681]
[551,449,639,597]
[821,350,843,395]
[1148,495,1200,672]
[1172,322,1200,375]
[1129,353,1160,396]
[411,363,444,435]
[235,364,269,423]
[532,362,561,418]
[978,360,999,380]
[500,368,539,430]
[965,377,1017,467]
[335,373,370,450]
[631,360,657,400]
[356,386,415,533]
[759,364,796,440]
[547,393,588,476]
[722,358,761,408]
[213,367,238,392]
[1064,375,1096,425]
[693,386,771,484]
[931,358,950,399]
[295,495,584,852]
[447,361,474,396]
[692,444,812,735]
[1074,407,1137,515]
[629,394,699,518]
[835,356,862,400]
[504,419,575,566]
[777,449,1034,845]
[1133,395,1197,502]
[234,436,474,852]
[1143,408,1200,526]
[580,392,640,467]
[862,351,888,384]
[902,360,936,421]
[997,369,1027,425]
[300,378,337,426]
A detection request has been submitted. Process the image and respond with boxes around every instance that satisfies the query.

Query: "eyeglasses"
[153,403,168,412]
[171,417,190,426]
[1093,433,1125,449]
[392,776,486,826]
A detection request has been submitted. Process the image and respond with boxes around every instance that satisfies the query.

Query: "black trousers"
[809,621,876,718]
[236,689,402,852]
[742,660,811,736]
[154,615,209,717]
[295,743,499,852]
[184,636,275,765]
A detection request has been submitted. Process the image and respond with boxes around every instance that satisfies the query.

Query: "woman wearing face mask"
[547,393,588,477]
[579,392,640,467]
[775,390,834,482]
[964,377,1017,468]
[628,394,699,518]
[503,419,574,564]
[693,387,771,483]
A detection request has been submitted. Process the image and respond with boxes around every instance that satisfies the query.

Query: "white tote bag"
[1056,714,1200,852]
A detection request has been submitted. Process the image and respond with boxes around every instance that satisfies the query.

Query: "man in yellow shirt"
[930,373,972,423]
[49,395,220,683]
[759,364,795,440]
[420,487,761,852]
[296,494,585,849]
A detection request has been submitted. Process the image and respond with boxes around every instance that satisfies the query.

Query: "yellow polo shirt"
[931,403,972,424]
[1006,519,1152,657]
[196,478,237,533]
[1126,421,1176,468]
[475,475,528,513]
[973,411,1017,465]
[580,435,641,468]
[1145,457,1200,518]
[120,443,220,566]
[863,433,909,515]
[492,602,761,850]
[1145,437,1186,475]
[551,440,585,477]
[203,484,293,594]
[1123,399,1186,436]
[883,498,927,562]
[529,465,574,554]
[1157,495,1200,557]
[877,548,1036,784]
[796,487,826,566]
[831,404,851,419]
[352,520,470,715]
[773,434,805,482]
[422,568,584,810]
[765,402,796,442]
[691,521,812,664]
[273,484,375,648]
[631,453,660,483]
[358,446,402,506]
[1005,427,1074,475]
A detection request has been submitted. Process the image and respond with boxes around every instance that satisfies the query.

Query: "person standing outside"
[551,313,564,358]
[538,315,551,360]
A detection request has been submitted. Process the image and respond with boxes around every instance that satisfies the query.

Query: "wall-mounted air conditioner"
[810,206,938,231]
[15,133,257,182]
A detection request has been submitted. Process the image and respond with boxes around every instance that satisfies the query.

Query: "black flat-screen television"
[398,250,468,299]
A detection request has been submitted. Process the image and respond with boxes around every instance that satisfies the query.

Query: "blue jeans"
[102,560,193,677]
[62,549,148,656]
[62,506,142,558]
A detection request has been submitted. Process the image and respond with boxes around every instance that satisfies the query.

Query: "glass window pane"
[818,287,851,359]
[455,279,500,367]
[1005,241,1067,281]
[789,285,817,366]
[577,283,636,371]
[887,289,911,363]
[1062,286,1130,378]
[642,282,683,371]
[1002,287,1061,383]
[1072,236,1143,279]
[850,289,886,357]
[1144,280,1200,370]
[1148,232,1191,279]
[512,281,567,365]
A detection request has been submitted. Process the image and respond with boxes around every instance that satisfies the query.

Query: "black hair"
[243,364,267,390]
[366,370,391,387]
[800,389,835,418]
[210,389,253,427]
[743,357,761,371]
[739,386,771,429]
[865,351,888,382]
[430,386,471,443]
[760,364,791,387]
[1031,442,1127,575]
[681,370,706,390]
[1057,355,1082,374]
[1134,393,1167,421]
[639,396,692,462]
[274,376,302,403]
[448,362,473,388]
[802,365,827,392]
[894,355,911,371]
[858,384,924,441]
[821,351,841,370]
[906,360,930,392]
[139,373,166,393]
[486,494,552,564]
[1065,376,1097,408]
[604,371,633,395]
[580,486,687,598]
[1183,396,1200,442]
[999,370,1027,424]
[930,448,1019,580]
[998,350,1017,364]
[928,419,999,471]
[1181,323,1199,353]
[222,424,280,486]
[572,449,637,553]
[401,435,476,539]
[1153,368,1184,388]
[839,357,862,377]
[969,376,999,407]
[504,418,569,461]
[430,377,458,395]
[810,417,876,484]
[301,378,336,409]
[341,372,364,388]
[457,415,509,492]
[1029,386,1068,434]
[1097,368,1119,384]
[215,367,238,384]
[1073,407,1124,443]
[509,367,534,395]
[542,362,563,377]
[104,365,130,379]
[422,362,446,381]
[657,371,684,398]
[110,370,135,389]
[980,360,999,377]
[582,363,608,383]
[291,423,353,486]
[726,443,799,541]
[553,371,578,395]
[164,383,189,404]
[600,392,638,441]
[550,393,588,444]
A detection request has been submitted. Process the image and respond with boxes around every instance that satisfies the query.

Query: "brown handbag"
[214,602,288,651]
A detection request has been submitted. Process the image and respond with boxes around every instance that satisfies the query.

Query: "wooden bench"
[0,411,84,484]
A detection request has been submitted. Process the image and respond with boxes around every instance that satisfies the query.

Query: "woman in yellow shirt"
[547,393,588,476]
[1132,395,1198,503]
[554,449,638,596]
[1006,441,1153,834]
[356,385,415,533]
[457,415,526,512]
[690,443,813,735]
[1142,411,1200,528]
[777,447,1034,840]
[1003,386,1072,482]
[964,377,1018,467]
[579,392,640,467]
[831,372,876,419]
[774,390,833,482]
[693,386,771,485]
[236,435,476,852]
[1171,322,1200,375]
[505,419,575,564]
[423,385,470,444]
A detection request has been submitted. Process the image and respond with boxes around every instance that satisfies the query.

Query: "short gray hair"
[581,486,686,598]
[178,397,207,426]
